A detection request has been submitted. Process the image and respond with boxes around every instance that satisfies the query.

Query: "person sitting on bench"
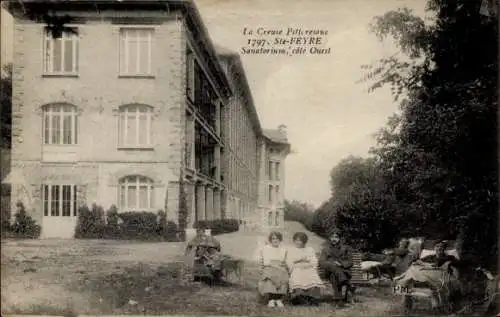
[318,230,353,307]
[394,240,461,310]
[382,238,412,277]
[185,227,223,280]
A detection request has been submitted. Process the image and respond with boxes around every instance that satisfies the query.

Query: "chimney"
[278,124,287,136]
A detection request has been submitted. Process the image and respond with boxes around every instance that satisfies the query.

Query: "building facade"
[259,127,290,230]
[5,0,290,239]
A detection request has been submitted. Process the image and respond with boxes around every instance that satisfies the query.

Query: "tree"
[328,157,399,251]
[329,156,384,204]
[310,198,337,237]
[0,63,12,149]
[284,200,315,230]
[365,0,497,267]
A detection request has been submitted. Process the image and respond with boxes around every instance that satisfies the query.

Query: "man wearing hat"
[318,229,353,306]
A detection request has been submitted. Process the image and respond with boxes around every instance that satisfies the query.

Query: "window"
[186,48,195,101]
[43,104,78,145]
[275,185,280,202]
[119,28,153,76]
[119,176,154,211]
[268,211,273,227]
[196,74,217,130]
[43,185,77,217]
[268,161,273,180]
[185,113,195,169]
[268,185,273,203]
[275,211,280,227]
[44,28,79,75]
[195,123,216,176]
[118,104,153,147]
[275,162,280,180]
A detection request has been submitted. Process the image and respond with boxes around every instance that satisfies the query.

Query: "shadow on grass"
[81,261,266,315]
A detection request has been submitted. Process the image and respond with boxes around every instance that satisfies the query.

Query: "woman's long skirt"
[289,267,324,300]
[258,266,289,296]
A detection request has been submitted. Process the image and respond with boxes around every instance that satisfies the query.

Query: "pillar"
[215,100,221,135]
[187,115,195,170]
[185,183,196,228]
[220,189,227,219]
[226,196,232,219]
[205,187,214,220]
[214,145,221,182]
[166,182,181,224]
[213,188,221,220]
[196,184,206,221]
[259,142,266,205]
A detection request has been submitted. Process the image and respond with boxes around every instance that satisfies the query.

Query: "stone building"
[4,0,290,238]
[259,126,290,230]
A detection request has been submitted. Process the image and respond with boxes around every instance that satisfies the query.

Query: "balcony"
[184,121,221,183]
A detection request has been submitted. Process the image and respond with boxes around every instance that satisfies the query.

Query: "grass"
[70,261,400,316]
[1,224,404,316]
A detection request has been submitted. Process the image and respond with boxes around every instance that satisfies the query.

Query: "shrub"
[165,221,179,241]
[194,219,239,236]
[119,211,158,240]
[284,200,315,231]
[74,205,182,241]
[74,204,106,239]
[1,219,10,237]
[105,205,120,237]
[106,205,119,227]
[10,201,41,239]
[1,196,11,234]
[156,210,167,236]
[156,210,179,241]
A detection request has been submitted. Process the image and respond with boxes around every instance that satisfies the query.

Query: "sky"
[1,7,13,74]
[1,0,428,207]
[195,0,427,207]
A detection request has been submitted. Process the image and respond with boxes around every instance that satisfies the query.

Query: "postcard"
[1,0,498,316]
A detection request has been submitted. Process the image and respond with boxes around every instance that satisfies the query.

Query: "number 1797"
[247,39,267,47]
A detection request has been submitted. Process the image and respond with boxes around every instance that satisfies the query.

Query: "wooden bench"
[316,251,371,302]
[351,252,373,287]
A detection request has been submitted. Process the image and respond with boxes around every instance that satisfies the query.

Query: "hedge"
[193,219,239,235]
[74,204,105,239]
[74,205,179,241]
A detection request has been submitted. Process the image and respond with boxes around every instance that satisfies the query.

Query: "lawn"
[1,223,403,317]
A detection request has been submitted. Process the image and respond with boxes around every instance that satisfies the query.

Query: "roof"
[214,44,238,56]
[214,46,293,151]
[263,129,289,144]
[7,0,186,3]
[214,45,293,149]
[215,47,263,136]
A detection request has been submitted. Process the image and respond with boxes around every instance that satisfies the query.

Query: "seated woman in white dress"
[287,232,324,305]
[258,231,289,307]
